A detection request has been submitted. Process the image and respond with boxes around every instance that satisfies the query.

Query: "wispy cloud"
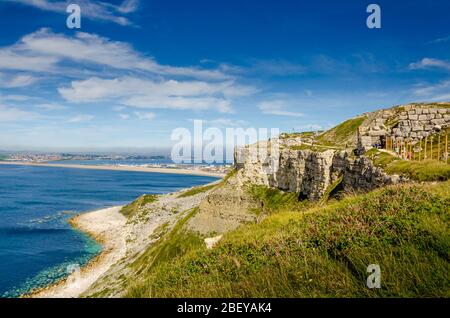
[36,103,67,111]
[258,100,304,117]
[3,0,140,26]
[58,76,255,113]
[66,114,94,123]
[134,112,155,120]
[429,35,450,44]
[0,72,38,87]
[0,28,231,81]
[409,58,450,72]
[118,113,130,120]
[412,79,450,101]
[0,104,40,122]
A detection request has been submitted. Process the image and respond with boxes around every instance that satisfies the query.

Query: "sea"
[0,163,218,297]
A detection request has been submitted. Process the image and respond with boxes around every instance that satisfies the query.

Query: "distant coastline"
[0,161,226,178]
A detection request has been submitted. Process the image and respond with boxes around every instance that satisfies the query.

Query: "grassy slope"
[124,181,450,298]
[178,184,217,198]
[315,116,366,147]
[366,149,450,182]
[120,194,157,218]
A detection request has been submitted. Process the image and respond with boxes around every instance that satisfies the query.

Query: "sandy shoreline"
[0,161,226,178]
[31,206,127,298]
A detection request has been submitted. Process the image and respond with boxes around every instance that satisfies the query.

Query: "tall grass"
[315,117,366,147]
[366,149,450,182]
[124,181,450,298]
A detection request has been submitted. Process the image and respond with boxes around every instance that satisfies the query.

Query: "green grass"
[289,144,342,152]
[178,184,217,198]
[127,208,204,283]
[280,131,318,139]
[120,194,158,218]
[124,181,450,298]
[366,149,450,182]
[248,185,311,215]
[178,169,238,198]
[320,176,344,203]
[315,116,366,147]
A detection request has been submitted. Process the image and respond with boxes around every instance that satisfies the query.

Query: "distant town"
[0,152,233,176]
[0,153,168,163]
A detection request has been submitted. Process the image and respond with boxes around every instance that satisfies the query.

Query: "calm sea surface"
[0,164,217,297]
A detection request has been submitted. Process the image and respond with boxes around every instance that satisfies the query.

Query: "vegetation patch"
[248,185,311,215]
[315,116,366,147]
[120,194,158,218]
[178,184,216,198]
[125,182,450,298]
[320,176,344,203]
[366,149,450,182]
[280,131,318,139]
[128,208,204,281]
[290,144,341,152]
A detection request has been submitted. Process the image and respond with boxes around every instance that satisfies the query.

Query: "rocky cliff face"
[235,103,449,201]
[235,145,403,201]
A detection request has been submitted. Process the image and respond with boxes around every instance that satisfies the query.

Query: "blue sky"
[0,0,449,151]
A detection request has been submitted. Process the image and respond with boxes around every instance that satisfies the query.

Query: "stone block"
[409,114,418,120]
[418,115,428,121]
[431,119,445,125]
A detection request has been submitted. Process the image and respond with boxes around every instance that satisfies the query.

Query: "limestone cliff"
[234,102,450,201]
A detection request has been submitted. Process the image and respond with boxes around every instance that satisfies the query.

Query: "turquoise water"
[0,164,218,297]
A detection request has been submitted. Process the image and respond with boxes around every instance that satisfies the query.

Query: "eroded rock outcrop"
[235,147,403,201]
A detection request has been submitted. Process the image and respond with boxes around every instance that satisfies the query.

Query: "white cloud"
[219,59,306,77]
[5,0,139,26]
[0,104,39,122]
[409,58,450,72]
[67,114,94,123]
[429,35,450,44]
[0,94,31,102]
[36,103,67,111]
[0,48,58,72]
[124,95,232,113]
[0,28,230,80]
[118,113,130,120]
[134,112,155,120]
[412,80,450,101]
[258,100,304,117]
[0,73,38,87]
[58,76,253,113]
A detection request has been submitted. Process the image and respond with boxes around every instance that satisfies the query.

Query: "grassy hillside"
[124,181,450,298]
[315,116,366,147]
